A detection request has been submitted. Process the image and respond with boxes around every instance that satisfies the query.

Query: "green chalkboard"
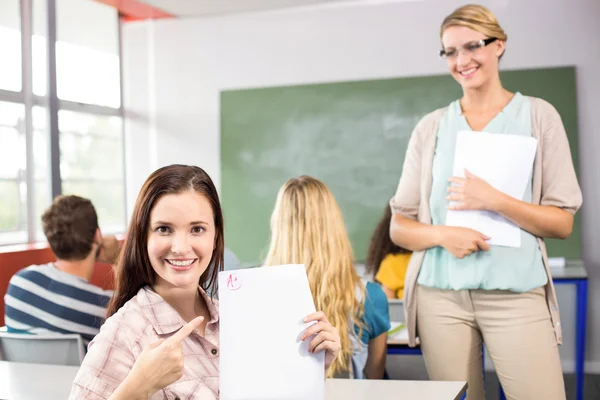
[221,66,580,263]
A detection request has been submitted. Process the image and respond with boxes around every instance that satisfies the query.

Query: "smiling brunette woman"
[69,165,341,400]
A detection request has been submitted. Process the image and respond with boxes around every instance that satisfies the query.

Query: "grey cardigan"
[390,96,583,347]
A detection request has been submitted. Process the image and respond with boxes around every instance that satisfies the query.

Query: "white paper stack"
[446,131,538,248]
[218,264,325,400]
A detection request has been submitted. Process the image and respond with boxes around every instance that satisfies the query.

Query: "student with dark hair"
[4,195,118,342]
[365,204,411,299]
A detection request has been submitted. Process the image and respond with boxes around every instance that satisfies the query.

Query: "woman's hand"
[439,226,491,259]
[447,169,505,211]
[300,311,341,372]
[111,317,204,399]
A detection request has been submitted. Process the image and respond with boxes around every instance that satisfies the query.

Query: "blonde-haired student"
[265,175,390,379]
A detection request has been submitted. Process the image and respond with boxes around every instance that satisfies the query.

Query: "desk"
[387,262,588,400]
[325,379,467,400]
[0,361,79,400]
[0,361,466,400]
[546,262,588,400]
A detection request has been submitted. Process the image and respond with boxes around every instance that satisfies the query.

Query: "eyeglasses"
[439,38,498,59]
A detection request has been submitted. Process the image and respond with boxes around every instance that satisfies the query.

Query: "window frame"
[0,0,126,245]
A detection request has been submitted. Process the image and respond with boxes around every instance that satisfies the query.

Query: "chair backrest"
[0,331,85,366]
[388,299,405,322]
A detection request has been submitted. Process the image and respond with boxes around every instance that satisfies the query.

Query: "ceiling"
[137,0,416,18]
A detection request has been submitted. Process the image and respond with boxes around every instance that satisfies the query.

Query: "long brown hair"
[365,204,410,276]
[106,164,224,318]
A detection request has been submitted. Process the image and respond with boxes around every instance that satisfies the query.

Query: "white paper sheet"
[387,322,409,342]
[445,131,538,248]
[218,264,325,400]
[548,257,567,268]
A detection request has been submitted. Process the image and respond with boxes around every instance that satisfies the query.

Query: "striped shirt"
[70,286,220,399]
[4,263,112,342]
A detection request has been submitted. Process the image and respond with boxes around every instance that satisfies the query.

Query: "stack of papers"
[218,264,325,400]
[548,257,567,268]
[446,131,538,248]
[387,322,409,342]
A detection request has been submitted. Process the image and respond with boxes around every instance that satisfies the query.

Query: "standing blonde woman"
[390,5,582,400]
[265,176,390,379]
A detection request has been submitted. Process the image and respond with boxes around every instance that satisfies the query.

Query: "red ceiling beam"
[94,0,174,21]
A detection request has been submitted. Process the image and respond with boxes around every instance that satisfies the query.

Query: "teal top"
[417,92,548,292]
[350,281,390,379]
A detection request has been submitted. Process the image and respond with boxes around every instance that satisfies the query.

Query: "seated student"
[70,165,341,399]
[264,175,390,379]
[365,204,412,299]
[4,195,118,342]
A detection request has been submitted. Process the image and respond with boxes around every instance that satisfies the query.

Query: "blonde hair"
[441,4,507,41]
[264,176,365,378]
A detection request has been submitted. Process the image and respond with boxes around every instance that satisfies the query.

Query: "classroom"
[0,0,599,399]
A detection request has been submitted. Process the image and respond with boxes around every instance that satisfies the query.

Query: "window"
[0,104,50,245]
[59,110,125,232]
[0,1,22,92]
[31,106,53,242]
[34,0,121,107]
[0,0,125,246]
[0,102,26,243]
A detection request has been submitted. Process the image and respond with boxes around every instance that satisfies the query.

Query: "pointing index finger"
[165,316,205,345]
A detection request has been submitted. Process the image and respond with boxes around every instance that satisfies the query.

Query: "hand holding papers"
[300,311,342,374]
[445,131,537,248]
[219,264,333,400]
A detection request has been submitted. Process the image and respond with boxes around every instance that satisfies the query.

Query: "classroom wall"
[121,0,600,373]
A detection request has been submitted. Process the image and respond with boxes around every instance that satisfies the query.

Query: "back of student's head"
[365,204,410,276]
[107,164,224,318]
[264,175,363,377]
[42,195,99,261]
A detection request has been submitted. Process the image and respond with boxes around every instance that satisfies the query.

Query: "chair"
[0,331,85,366]
[388,299,405,322]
